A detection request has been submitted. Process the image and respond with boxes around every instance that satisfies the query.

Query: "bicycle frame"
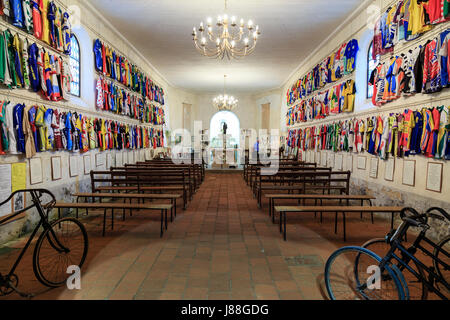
[0,189,69,282]
[382,232,450,300]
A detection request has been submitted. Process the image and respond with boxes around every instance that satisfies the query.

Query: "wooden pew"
[72,192,182,222]
[256,171,351,208]
[265,194,376,223]
[90,171,188,209]
[275,206,404,241]
[52,202,172,237]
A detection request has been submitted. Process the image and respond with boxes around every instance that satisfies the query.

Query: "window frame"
[69,34,81,98]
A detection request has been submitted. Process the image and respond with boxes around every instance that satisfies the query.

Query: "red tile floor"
[0,173,439,300]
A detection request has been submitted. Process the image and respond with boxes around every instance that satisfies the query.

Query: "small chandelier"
[192,0,260,60]
[213,75,238,111]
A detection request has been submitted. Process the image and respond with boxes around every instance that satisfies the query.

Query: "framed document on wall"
[346,155,353,172]
[51,156,62,181]
[29,158,43,185]
[402,159,416,187]
[384,158,395,182]
[426,162,443,193]
[357,156,367,170]
[335,154,343,171]
[321,152,327,167]
[69,156,79,177]
[315,152,321,164]
[369,157,379,179]
[83,155,92,175]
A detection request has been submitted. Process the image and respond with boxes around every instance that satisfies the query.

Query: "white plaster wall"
[0,0,190,243]
[280,0,450,209]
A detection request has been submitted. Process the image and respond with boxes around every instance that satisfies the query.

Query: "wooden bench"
[110,169,193,198]
[256,171,351,207]
[90,171,188,209]
[126,164,202,191]
[275,206,404,241]
[72,192,182,222]
[52,202,173,237]
[265,194,376,223]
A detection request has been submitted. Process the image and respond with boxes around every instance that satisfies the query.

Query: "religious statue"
[222,122,228,135]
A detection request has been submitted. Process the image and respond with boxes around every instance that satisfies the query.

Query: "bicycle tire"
[324,246,405,300]
[433,235,450,294]
[360,238,428,300]
[33,218,88,288]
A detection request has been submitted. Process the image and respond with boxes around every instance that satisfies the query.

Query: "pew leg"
[279,211,283,234]
[111,209,114,230]
[129,198,133,217]
[343,212,346,242]
[171,200,174,222]
[103,209,107,237]
[283,213,287,241]
[160,210,163,238]
[360,200,363,219]
[314,199,317,219]
[334,212,338,234]
[165,209,168,230]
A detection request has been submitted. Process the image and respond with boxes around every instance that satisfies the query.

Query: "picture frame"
[346,154,353,172]
[402,159,416,187]
[69,156,79,177]
[357,156,367,170]
[95,153,105,167]
[83,155,92,175]
[29,158,43,185]
[369,157,379,179]
[426,162,443,193]
[51,156,62,181]
[384,158,395,182]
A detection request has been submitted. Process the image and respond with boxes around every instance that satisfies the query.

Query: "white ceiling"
[87,0,366,94]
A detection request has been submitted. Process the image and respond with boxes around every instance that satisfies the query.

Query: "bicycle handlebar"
[426,207,450,222]
[0,189,56,210]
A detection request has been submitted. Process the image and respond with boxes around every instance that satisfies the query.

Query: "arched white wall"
[209,111,241,148]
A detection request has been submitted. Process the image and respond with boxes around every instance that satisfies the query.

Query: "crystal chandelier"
[213,75,238,111]
[192,0,261,60]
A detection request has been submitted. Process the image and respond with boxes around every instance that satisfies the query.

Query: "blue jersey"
[13,103,25,153]
[11,0,24,28]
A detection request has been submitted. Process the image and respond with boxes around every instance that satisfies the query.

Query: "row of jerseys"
[0,0,71,55]
[95,77,165,125]
[286,106,449,161]
[0,28,72,101]
[0,101,165,159]
[286,79,356,126]
[373,0,450,57]
[93,39,165,105]
[286,39,359,106]
[369,29,450,107]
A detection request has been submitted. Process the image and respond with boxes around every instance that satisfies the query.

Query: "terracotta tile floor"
[0,173,439,300]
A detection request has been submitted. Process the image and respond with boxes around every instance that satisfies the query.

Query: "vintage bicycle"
[324,207,449,300]
[0,189,88,298]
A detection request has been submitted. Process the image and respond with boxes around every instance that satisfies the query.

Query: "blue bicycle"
[324,207,449,300]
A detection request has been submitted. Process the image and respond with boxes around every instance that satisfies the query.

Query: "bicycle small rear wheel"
[433,235,450,293]
[361,238,428,300]
[325,246,405,300]
[33,218,88,287]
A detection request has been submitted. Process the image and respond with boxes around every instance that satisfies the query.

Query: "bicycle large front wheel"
[33,218,89,287]
[325,246,405,300]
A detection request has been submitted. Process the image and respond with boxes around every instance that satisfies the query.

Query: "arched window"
[70,34,81,97]
[367,41,379,99]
